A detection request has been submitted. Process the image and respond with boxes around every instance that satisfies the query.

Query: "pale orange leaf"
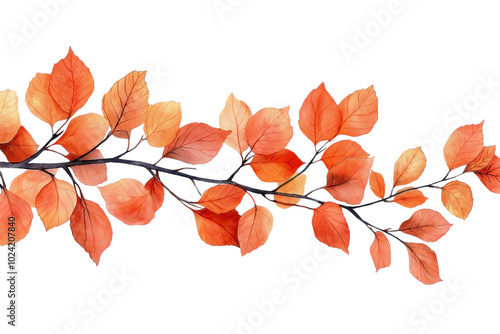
[0,90,20,144]
[338,86,378,137]
[443,122,484,170]
[219,93,252,154]
[144,101,182,148]
[274,174,307,209]
[10,170,55,207]
[68,150,107,186]
[393,147,426,187]
[370,231,391,272]
[441,181,473,219]
[198,185,245,214]
[35,178,77,231]
[26,73,68,126]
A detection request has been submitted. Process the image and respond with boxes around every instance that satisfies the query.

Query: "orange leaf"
[370,231,391,272]
[298,83,341,144]
[193,209,240,247]
[249,149,304,182]
[49,48,94,116]
[406,243,441,285]
[324,157,374,204]
[0,90,20,144]
[321,140,369,170]
[398,209,451,242]
[393,147,426,187]
[0,126,38,162]
[475,155,500,193]
[198,185,245,214]
[162,122,230,164]
[0,190,33,245]
[219,93,252,154]
[238,206,273,255]
[26,73,68,126]
[441,181,473,219]
[68,150,107,186]
[443,122,484,170]
[338,86,378,137]
[369,171,385,199]
[70,198,112,265]
[36,178,77,231]
[55,113,109,156]
[392,187,427,208]
[274,174,307,209]
[464,145,495,172]
[144,101,182,148]
[10,170,55,207]
[102,71,149,134]
[312,202,349,253]
[98,178,155,226]
[145,176,165,212]
[245,106,293,155]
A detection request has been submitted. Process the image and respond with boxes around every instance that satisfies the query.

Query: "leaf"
[274,174,307,209]
[197,185,245,214]
[219,93,252,154]
[406,243,441,285]
[324,157,374,204]
[70,198,112,265]
[55,113,109,156]
[238,206,273,255]
[144,101,182,148]
[0,190,33,245]
[162,122,230,164]
[245,106,293,155]
[98,178,155,226]
[370,232,391,272]
[443,122,484,171]
[102,71,149,134]
[398,209,451,242]
[392,187,427,208]
[464,145,495,172]
[0,90,21,144]
[10,170,55,207]
[369,171,385,199]
[193,209,240,247]
[35,178,77,231]
[475,155,500,193]
[321,140,369,170]
[249,149,304,182]
[68,150,107,186]
[393,147,426,187]
[298,83,341,144]
[49,48,94,116]
[441,181,473,219]
[338,86,378,137]
[26,73,68,126]
[145,176,165,212]
[0,126,38,162]
[312,202,350,253]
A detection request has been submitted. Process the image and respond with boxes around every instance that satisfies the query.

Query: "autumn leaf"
[392,187,427,208]
[68,150,107,186]
[464,145,495,173]
[197,185,245,214]
[398,209,451,242]
[49,48,94,116]
[144,101,182,148]
[102,71,149,134]
[36,178,77,231]
[145,175,165,212]
[0,190,33,245]
[238,206,273,256]
[98,178,156,226]
[370,231,391,272]
[10,170,55,207]
[193,209,240,247]
[406,243,441,285]
[475,155,500,193]
[70,198,112,265]
[162,122,230,164]
[443,122,484,171]
[393,147,426,187]
[324,157,374,204]
[321,140,369,170]
[245,106,293,155]
[338,86,378,137]
[274,174,307,209]
[249,149,304,182]
[312,202,350,253]
[441,181,473,219]
[26,73,68,126]
[369,171,385,199]
[0,90,21,144]
[0,126,38,163]
[219,93,252,155]
[298,83,341,144]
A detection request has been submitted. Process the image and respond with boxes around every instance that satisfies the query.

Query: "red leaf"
[321,140,369,170]
[464,145,495,172]
[249,149,304,182]
[238,206,273,255]
[0,190,33,245]
[443,122,484,170]
[145,176,165,212]
[338,86,378,137]
[312,202,350,253]
[193,209,240,247]
[398,209,451,242]
[370,231,391,272]
[475,155,500,193]
[406,243,441,285]
[198,185,245,214]
[0,126,38,163]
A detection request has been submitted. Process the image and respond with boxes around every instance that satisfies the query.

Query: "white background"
[1,0,500,333]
